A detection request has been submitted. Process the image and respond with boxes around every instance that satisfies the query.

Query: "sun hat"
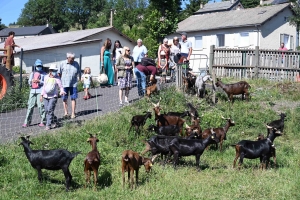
[49,64,58,71]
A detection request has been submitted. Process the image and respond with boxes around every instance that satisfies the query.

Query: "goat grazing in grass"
[84,134,100,190]
[128,110,152,136]
[195,74,213,98]
[19,136,80,191]
[215,78,250,103]
[201,116,235,151]
[267,113,287,134]
[232,125,282,170]
[121,150,157,190]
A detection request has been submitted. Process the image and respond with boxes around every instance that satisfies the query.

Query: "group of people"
[22,53,81,131]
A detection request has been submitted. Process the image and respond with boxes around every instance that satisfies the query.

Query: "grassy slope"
[1,79,300,200]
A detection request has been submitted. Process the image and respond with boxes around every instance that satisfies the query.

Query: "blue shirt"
[180,40,192,54]
[132,45,147,62]
[28,71,46,94]
[59,60,80,87]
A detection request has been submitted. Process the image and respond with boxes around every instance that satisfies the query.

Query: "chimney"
[260,0,263,5]
[200,3,203,9]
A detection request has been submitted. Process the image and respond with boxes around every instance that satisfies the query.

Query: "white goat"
[195,74,212,98]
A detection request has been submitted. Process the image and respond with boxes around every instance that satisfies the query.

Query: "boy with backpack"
[40,64,66,130]
[22,59,46,128]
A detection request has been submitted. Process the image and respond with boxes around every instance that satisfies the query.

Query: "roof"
[0,25,55,37]
[271,0,289,4]
[194,0,240,14]
[0,26,133,52]
[178,3,291,32]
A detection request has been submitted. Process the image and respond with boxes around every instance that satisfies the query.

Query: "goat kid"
[128,110,152,136]
[216,78,250,103]
[267,113,287,134]
[186,103,199,119]
[195,74,213,98]
[19,136,80,191]
[201,116,235,151]
[232,125,282,170]
[168,130,219,171]
[146,78,158,98]
[84,134,100,190]
[121,150,157,190]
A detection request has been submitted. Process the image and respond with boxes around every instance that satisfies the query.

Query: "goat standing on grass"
[128,111,152,136]
[84,134,100,190]
[267,113,287,134]
[215,78,250,103]
[121,150,157,190]
[195,74,213,98]
[257,133,276,166]
[19,136,80,191]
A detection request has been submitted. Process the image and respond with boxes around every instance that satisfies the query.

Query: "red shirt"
[136,64,157,76]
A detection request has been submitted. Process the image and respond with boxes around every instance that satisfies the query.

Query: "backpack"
[31,72,41,89]
[44,77,57,95]
[141,57,156,67]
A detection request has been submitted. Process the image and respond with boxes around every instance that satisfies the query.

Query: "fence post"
[5,46,12,71]
[254,46,259,79]
[79,54,82,79]
[209,45,216,104]
[19,48,24,90]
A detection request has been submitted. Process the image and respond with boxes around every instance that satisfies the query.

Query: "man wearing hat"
[180,32,193,61]
[58,52,80,119]
[22,59,46,128]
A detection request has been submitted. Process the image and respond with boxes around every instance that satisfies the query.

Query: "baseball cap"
[180,32,187,37]
[34,59,43,67]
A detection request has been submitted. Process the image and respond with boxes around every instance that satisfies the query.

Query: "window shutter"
[290,35,294,50]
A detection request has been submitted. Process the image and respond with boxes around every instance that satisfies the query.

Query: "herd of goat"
[18,77,286,191]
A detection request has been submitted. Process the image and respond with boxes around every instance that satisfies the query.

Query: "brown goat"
[121,150,157,190]
[146,79,158,98]
[215,78,250,103]
[151,99,185,136]
[185,124,202,137]
[201,116,235,151]
[84,134,100,190]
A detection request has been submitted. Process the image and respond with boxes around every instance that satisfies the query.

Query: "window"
[239,32,249,47]
[216,34,225,47]
[194,36,203,49]
[280,34,293,49]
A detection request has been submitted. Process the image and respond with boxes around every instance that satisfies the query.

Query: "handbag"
[98,65,108,84]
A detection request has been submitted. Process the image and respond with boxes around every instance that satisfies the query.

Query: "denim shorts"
[62,87,78,100]
[83,84,90,89]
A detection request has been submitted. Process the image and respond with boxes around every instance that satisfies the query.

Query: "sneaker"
[45,126,51,131]
[51,123,57,129]
[124,100,129,105]
[119,101,123,106]
[22,124,28,128]
[71,114,76,119]
[38,123,45,127]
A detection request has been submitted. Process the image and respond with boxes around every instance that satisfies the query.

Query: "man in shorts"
[58,52,80,119]
[180,32,193,61]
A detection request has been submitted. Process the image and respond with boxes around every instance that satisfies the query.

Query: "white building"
[0,26,135,76]
[168,3,296,73]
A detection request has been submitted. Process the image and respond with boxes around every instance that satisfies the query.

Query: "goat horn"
[157,97,161,107]
[185,124,190,128]
[151,154,159,162]
[266,125,272,129]
[191,113,194,117]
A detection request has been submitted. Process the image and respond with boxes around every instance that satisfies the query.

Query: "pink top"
[41,75,64,98]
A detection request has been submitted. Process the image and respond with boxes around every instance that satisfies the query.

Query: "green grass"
[1,79,300,199]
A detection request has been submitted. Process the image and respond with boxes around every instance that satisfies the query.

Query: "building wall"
[260,8,295,50]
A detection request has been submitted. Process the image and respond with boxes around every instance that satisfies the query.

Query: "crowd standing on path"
[116,46,134,106]
[41,64,66,130]
[100,38,114,87]
[22,59,46,128]
[59,52,80,119]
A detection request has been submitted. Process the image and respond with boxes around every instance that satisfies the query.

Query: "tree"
[0,18,7,31]
[179,0,209,21]
[18,0,70,32]
[240,0,260,8]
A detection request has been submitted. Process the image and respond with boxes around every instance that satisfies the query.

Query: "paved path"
[0,79,174,144]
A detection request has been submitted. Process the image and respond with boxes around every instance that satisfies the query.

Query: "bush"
[12,66,26,74]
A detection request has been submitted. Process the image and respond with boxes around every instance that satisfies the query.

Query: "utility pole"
[110,9,115,27]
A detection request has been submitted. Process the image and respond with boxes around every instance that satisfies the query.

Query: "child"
[40,64,66,130]
[22,59,46,128]
[81,67,94,100]
[159,51,167,83]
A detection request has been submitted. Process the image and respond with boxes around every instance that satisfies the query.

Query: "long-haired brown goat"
[121,150,157,190]
[84,134,100,189]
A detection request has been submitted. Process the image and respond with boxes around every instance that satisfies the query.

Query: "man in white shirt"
[132,38,148,66]
[180,32,192,61]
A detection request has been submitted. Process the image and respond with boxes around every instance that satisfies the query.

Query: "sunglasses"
[126,49,130,52]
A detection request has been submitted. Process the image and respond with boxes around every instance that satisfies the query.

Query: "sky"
[0,0,222,27]
[1,0,28,26]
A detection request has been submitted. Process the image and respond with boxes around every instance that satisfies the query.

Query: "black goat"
[19,136,80,191]
[168,130,219,171]
[186,103,199,119]
[232,125,282,170]
[267,113,287,134]
[147,124,180,136]
[165,111,190,118]
[128,111,152,136]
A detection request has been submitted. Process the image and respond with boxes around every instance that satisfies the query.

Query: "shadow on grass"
[0,156,9,166]
[97,170,112,189]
